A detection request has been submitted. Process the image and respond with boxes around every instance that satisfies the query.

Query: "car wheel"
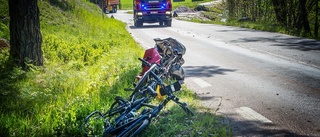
[166,20,172,27]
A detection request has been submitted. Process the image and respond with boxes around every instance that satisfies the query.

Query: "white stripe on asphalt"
[236,107,272,124]
[193,78,212,88]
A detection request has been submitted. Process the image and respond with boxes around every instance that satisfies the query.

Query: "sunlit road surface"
[109,10,320,136]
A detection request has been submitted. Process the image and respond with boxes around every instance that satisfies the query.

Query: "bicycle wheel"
[130,72,150,101]
[83,111,106,136]
[121,119,150,137]
[106,97,127,117]
[131,119,150,137]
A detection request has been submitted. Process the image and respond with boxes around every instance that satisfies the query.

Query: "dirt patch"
[173,0,225,22]
[0,39,9,51]
[174,6,195,13]
[173,6,211,21]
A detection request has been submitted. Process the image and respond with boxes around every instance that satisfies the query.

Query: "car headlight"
[165,11,171,15]
[137,12,143,16]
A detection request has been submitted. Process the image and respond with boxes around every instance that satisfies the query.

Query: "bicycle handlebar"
[139,58,152,67]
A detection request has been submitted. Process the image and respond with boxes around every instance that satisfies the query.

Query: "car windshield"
[141,0,165,3]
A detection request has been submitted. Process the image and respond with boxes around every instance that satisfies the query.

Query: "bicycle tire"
[121,119,150,137]
[129,70,151,101]
[106,97,127,117]
[131,119,150,137]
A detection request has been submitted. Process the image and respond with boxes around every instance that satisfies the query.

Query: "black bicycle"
[83,58,193,137]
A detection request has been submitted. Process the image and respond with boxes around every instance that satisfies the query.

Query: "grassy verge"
[141,88,231,137]
[0,0,230,136]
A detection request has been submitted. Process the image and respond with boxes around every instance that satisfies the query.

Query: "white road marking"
[193,78,212,88]
[236,107,272,124]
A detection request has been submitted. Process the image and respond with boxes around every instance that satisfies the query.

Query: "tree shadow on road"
[230,35,320,51]
[184,65,236,78]
[221,113,313,137]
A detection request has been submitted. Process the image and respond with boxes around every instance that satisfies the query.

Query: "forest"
[226,0,319,40]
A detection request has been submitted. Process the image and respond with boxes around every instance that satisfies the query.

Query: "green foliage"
[120,0,133,10]
[0,0,9,40]
[0,22,9,40]
[48,0,76,11]
[0,0,8,16]
[224,0,320,40]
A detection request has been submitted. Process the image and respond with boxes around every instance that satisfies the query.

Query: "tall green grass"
[0,0,9,40]
[1,0,143,136]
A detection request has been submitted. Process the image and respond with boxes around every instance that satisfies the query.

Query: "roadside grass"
[141,88,232,137]
[1,0,143,136]
[0,0,230,136]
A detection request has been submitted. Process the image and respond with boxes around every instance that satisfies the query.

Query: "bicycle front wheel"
[131,119,150,137]
[83,111,106,136]
[106,96,127,117]
[120,119,150,137]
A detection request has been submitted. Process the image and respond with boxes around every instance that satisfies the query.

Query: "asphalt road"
[108,10,320,136]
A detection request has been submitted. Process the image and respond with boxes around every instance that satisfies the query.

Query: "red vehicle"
[98,0,120,13]
[133,0,172,27]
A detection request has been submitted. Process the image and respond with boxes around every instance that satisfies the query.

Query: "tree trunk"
[315,0,319,39]
[298,0,311,35]
[272,0,287,26]
[9,0,43,69]
[227,0,235,19]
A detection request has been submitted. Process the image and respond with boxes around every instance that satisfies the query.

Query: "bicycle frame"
[103,68,192,137]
